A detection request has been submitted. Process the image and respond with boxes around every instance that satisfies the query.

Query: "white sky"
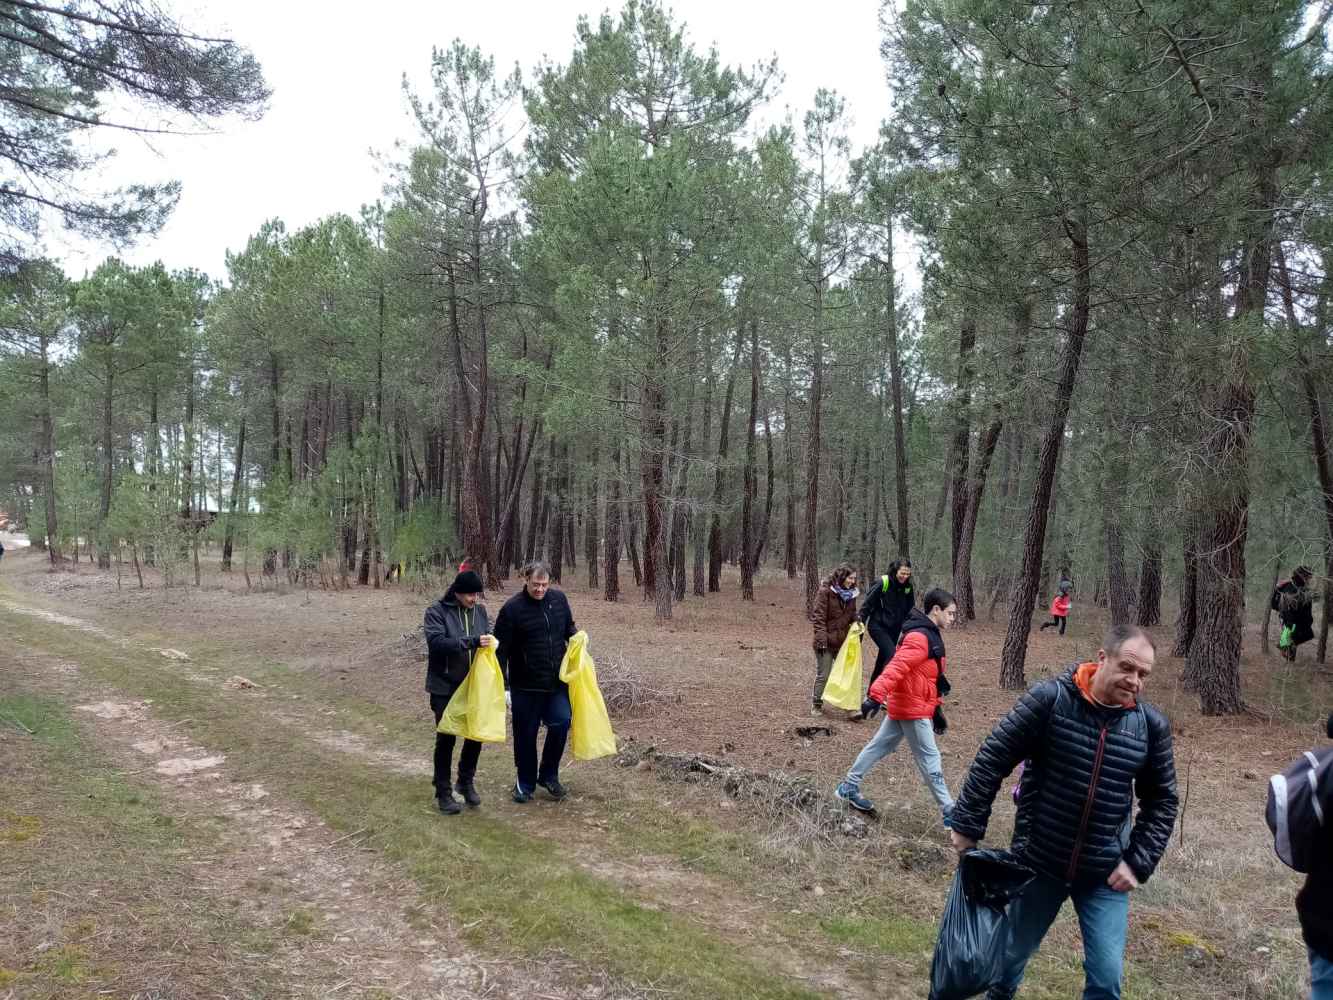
[53,0,898,282]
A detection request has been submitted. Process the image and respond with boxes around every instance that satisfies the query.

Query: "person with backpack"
[948,624,1178,1000]
[1272,566,1318,662]
[859,558,915,689]
[1266,711,1333,998]
[835,587,956,824]
[422,569,496,815]
[810,563,861,717]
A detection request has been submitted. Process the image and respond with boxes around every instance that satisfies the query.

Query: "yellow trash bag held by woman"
[437,643,507,743]
[821,622,865,710]
[557,630,617,760]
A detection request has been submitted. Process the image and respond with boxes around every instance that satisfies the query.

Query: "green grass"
[2,609,827,1000]
[0,690,287,999]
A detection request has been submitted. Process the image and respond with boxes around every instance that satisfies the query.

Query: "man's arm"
[1121,709,1179,883]
[949,682,1059,843]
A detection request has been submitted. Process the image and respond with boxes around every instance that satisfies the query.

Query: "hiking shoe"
[455,780,481,808]
[512,784,532,804]
[835,782,875,813]
[437,793,462,816]
[810,704,824,717]
[537,778,568,801]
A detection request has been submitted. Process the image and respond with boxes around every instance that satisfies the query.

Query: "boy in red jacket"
[835,588,957,823]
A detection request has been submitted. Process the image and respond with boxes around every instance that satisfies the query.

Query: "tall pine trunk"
[740,318,761,601]
[999,218,1090,689]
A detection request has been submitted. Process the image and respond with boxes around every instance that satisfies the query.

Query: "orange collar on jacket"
[1073,661,1136,709]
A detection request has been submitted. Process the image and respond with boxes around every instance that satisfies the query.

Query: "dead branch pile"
[596,654,680,718]
[615,742,873,849]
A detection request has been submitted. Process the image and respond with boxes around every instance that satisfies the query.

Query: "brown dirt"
[5,639,567,1000]
[4,545,1329,997]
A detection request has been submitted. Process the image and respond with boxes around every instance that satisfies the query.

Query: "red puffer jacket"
[867,610,944,720]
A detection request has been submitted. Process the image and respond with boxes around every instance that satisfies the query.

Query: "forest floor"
[2,538,1330,999]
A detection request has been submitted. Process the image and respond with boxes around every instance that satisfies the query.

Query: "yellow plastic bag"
[821,622,865,710]
[557,630,617,760]
[436,644,507,743]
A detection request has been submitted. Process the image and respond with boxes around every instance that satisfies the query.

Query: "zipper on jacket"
[1066,722,1109,882]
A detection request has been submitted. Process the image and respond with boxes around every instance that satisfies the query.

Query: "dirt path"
[5,637,574,1000]
[2,591,893,1000]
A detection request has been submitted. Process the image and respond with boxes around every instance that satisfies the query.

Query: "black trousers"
[866,621,901,687]
[429,692,482,797]
[1039,615,1067,635]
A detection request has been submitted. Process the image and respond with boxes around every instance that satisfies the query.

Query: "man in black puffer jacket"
[1299,712,1333,1000]
[494,560,577,803]
[949,624,1178,1000]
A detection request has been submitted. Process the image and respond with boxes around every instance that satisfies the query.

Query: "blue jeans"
[844,716,954,816]
[1313,948,1333,1000]
[987,874,1129,999]
[511,687,571,794]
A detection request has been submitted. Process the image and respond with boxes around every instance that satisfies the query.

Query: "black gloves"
[861,697,884,720]
[937,673,952,698]
[933,705,948,735]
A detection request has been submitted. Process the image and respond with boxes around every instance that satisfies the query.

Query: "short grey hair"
[1103,623,1156,656]
[521,560,552,580]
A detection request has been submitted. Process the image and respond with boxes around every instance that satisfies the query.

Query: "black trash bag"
[928,849,1035,1000]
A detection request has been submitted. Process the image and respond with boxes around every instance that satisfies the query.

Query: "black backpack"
[1265,745,1333,872]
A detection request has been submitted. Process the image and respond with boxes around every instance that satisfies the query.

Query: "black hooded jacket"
[859,562,916,636]
[950,665,1179,885]
[422,588,490,695]
[1298,713,1333,959]
[1272,579,1316,645]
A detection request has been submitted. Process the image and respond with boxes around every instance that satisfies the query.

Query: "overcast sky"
[54,1,897,282]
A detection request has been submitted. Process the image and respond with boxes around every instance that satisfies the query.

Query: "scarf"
[832,584,859,603]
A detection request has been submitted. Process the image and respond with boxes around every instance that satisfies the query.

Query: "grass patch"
[3,611,827,1000]
[819,913,935,956]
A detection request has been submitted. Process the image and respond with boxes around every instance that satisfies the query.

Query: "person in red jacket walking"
[835,588,957,823]
[1039,590,1072,635]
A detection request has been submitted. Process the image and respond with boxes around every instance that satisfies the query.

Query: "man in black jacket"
[493,560,577,803]
[423,569,495,815]
[949,624,1178,999]
[1302,712,1333,999]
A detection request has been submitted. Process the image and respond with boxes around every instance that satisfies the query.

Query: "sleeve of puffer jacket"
[867,631,926,706]
[948,681,1060,842]
[1122,707,1179,883]
[812,589,829,650]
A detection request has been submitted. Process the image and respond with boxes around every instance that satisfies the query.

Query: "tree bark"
[222,412,247,571]
[740,318,761,601]
[885,213,911,559]
[999,218,1091,689]
[1136,540,1162,628]
[37,327,61,564]
[803,286,825,616]
[708,324,745,592]
[97,353,113,569]
[949,317,977,592]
